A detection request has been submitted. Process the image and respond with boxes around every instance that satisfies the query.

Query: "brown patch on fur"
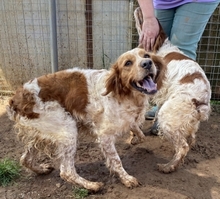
[179,72,206,85]
[38,71,88,115]
[9,88,39,119]
[164,52,194,65]
[151,54,167,90]
[192,98,208,108]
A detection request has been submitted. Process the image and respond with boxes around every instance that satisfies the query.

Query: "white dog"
[134,7,211,173]
[7,48,165,191]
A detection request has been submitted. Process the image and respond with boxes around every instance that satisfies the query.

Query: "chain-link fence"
[0,0,220,105]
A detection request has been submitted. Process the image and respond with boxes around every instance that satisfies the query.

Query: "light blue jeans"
[155,2,220,60]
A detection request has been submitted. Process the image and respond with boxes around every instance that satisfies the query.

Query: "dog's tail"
[192,98,211,121]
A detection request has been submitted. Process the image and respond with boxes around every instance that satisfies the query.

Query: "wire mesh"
[0,0,220,104]
[197,6,220,101]
[0,0,51,94]
[56,0,134,71]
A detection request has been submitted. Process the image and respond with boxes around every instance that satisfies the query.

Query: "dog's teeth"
[137,82,141,87]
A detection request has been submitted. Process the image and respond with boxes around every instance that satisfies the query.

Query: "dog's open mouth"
[131,74,157,94]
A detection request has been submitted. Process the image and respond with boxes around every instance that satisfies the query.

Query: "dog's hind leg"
[156,98,200,173]
[59,140,104,192]
[58,122,103,192]
[98,135,140,188]
[157,132,190,173]
[20,147,54,175]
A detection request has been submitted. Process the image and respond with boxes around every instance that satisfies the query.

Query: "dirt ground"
[0,98,220,199]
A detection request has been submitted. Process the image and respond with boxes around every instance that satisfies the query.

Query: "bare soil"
[0,98,220,199]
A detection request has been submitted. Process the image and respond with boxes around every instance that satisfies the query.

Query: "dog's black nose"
[141,60,152,69]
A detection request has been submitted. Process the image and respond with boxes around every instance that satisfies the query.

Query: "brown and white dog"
[134,7,211,173]
[7,48,165,191]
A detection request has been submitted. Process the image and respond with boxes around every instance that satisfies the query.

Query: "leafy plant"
[0,158,21,186]
[73,186,89,199]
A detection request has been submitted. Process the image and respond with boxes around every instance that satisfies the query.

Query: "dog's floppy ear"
[102,63,123,96]
[134,7,167,52]
[102,63,131,97]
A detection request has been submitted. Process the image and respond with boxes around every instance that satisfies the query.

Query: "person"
[137,0,220,134]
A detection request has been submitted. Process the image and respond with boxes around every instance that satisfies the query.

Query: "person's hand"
[139,17,159,51]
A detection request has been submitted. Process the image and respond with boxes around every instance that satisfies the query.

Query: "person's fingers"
[150,38,155,51]
[139,33,148,50]
[139,31,156,51]
[138,17,159,51]
[146,38,151,51]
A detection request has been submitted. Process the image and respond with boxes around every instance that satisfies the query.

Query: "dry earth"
[0,98,220,199]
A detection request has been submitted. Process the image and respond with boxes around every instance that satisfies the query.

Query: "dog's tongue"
[143,77,157,92]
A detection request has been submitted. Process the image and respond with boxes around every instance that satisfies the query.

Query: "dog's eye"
[144,54,150,58]
[124,60,132,66]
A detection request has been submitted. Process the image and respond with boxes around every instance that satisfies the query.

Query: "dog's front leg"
[98,135,140,188]
[130,125,146,145]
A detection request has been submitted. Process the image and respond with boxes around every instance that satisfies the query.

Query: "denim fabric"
[155,1,220,60]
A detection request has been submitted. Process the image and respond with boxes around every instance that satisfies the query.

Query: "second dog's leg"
[157,131,190,173]
[130,125,146,145]
[98,135,140,188]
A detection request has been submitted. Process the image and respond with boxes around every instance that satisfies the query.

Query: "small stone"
[211,124,218,130]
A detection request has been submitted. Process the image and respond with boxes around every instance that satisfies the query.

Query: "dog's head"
[103,48,165,98]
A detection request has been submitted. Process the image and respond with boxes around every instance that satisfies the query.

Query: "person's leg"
[170,2,219,60]
[154,9,176,39]
[145,9,175,121]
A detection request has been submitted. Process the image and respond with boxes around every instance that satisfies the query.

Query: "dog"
[7,48,165,191]
[134,7,211,173]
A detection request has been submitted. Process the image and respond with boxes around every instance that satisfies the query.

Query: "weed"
[73,186,89,199]
[211,100,220,113]
[0,158,21,186]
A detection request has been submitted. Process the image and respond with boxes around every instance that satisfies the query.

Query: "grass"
[211,100,220,105]
[211,100,220,113]
[0,158,21,186]
[73,186,89,199]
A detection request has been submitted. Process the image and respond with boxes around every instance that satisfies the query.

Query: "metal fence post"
[49,0,58,73]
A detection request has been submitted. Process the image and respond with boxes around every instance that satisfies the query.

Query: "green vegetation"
[0,158,21,186]
[73,186,89,199]
[211,100,220,113]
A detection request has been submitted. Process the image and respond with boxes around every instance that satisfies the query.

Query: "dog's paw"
[39,163,54,175]
[121,175,140,188]
[157,163,176,173]
[88,182,104,192]
[130,135,145,145]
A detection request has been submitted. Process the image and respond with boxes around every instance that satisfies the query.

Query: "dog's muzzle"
[131,59,157,94]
